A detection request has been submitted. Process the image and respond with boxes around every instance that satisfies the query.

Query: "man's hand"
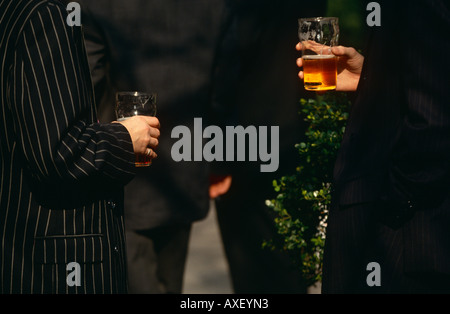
[117,116,160,160]
[296,43,364,92]
[209,175,232,199]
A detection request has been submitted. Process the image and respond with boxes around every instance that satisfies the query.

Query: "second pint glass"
[115,91,157,167]
[298,17,339,91]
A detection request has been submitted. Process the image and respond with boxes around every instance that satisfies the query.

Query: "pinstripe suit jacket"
[322,0,450,293]
[0,0,137,294]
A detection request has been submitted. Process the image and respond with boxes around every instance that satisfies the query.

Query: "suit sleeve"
[9,2,136,185]
[388,0,450,207]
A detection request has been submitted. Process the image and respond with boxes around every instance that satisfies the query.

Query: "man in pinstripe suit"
[299,0,450,293]
[0,0,160,293]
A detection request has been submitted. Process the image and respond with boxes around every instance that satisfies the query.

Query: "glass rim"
[298,17,339,23]
[116,91,157,97]
[116,91,157,102]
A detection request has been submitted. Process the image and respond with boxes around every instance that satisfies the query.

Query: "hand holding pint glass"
[298,17,339,91]
[116,91,159,167]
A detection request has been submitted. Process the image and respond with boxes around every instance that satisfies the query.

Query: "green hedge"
[265,93,350,287]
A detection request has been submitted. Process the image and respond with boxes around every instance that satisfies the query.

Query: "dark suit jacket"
[0,0,136,294]
[78,0,236,230]
[213,0,326,178]
[325,0,450,291]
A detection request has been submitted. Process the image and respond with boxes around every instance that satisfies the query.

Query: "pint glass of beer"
[115,91,157,167]
[298,17,339,91]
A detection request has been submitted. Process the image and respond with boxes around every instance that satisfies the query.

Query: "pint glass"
[298,17,339,91]
[115,91,157,167]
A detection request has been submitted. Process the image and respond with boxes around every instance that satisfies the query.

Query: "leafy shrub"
[265,93,350,287]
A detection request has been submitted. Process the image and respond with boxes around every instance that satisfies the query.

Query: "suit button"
[114,246,119,253]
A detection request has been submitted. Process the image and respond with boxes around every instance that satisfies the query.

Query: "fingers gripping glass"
[115,91,157,167]
[298,17,339,91]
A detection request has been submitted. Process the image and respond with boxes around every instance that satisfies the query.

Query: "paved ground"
[182,201,234,294]
[182,201,322,294]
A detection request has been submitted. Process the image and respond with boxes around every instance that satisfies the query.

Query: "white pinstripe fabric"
[1,0,136,294]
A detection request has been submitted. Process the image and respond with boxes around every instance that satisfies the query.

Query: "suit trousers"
[125,224,191,294]
[215,171,307,294]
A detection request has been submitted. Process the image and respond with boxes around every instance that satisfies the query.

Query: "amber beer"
[302,55,337,91]
[135,153,152,167]
[298,17,339,91]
